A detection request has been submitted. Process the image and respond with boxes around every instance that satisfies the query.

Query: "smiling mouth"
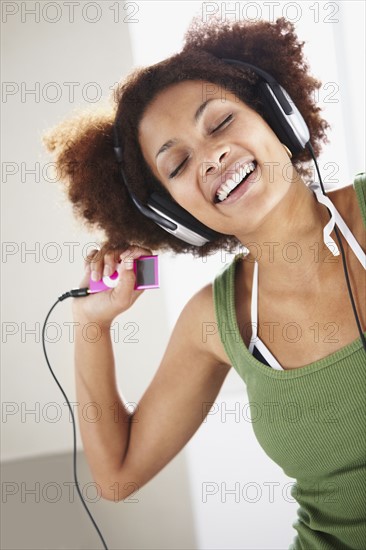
[214,160,257,203]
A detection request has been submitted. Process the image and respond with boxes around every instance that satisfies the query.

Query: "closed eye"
[168,157,189,179]
[211,114,233,133]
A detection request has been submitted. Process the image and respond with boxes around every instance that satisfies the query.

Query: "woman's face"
[138,80,296,237]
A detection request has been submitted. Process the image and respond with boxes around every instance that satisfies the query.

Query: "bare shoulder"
[328,183,366,250]
[186,282,217,320]
[180,283,232,368]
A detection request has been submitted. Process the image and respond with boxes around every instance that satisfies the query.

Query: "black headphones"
[113,58,310,247]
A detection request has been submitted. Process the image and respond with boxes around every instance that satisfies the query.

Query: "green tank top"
[213,175,366,549]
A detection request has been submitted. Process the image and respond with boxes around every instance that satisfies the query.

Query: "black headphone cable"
[42,289,109,550]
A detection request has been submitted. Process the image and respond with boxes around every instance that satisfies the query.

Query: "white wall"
[1,451,196,550]
[1,0,178,462]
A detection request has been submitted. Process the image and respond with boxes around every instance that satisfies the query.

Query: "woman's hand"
[72,244,152,326]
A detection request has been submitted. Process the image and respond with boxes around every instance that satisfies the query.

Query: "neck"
[238,175,338,291]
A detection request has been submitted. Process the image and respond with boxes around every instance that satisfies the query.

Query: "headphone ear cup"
[221,57,309,154]
[148,192,221,241]
[258,81,309,154]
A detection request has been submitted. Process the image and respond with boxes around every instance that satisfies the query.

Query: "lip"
[215,164,259,206]
[210,157,256,203]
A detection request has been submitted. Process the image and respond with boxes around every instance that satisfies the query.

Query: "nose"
[201,145,231,181]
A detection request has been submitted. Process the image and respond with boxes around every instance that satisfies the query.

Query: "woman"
[44,17,365,549]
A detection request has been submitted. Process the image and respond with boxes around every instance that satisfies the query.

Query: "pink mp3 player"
[88,255,159,293]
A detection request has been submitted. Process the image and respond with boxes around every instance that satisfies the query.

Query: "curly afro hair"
[43,16,329,257]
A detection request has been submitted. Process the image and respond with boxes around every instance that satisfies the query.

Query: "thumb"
[112,257,143,306]
[117,257,136,289]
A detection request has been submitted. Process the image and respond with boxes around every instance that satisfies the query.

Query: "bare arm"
[72,247,231,501]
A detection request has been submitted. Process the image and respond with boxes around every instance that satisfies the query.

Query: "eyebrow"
[155,98,215,160]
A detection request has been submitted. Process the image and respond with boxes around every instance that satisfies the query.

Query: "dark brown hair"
[43,17,329,257]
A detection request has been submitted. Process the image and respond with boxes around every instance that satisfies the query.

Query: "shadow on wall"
[1,450,197,550]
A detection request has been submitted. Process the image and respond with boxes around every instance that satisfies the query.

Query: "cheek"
[167,178,216,228]
[170,181,202,210]
[233,115,275,155]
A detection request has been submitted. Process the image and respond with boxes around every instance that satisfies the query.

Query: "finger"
[102,249,123,277]
[119,246,153,266]
[89,245,152,283]
[84,248,100,269]
[84,249,103,282]
[89,247,109,282]
[115,246,151,290]
[103,260,138,312]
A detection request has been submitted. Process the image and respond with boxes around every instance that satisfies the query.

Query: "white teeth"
[215,161,256,202]
[233,171,242,184]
